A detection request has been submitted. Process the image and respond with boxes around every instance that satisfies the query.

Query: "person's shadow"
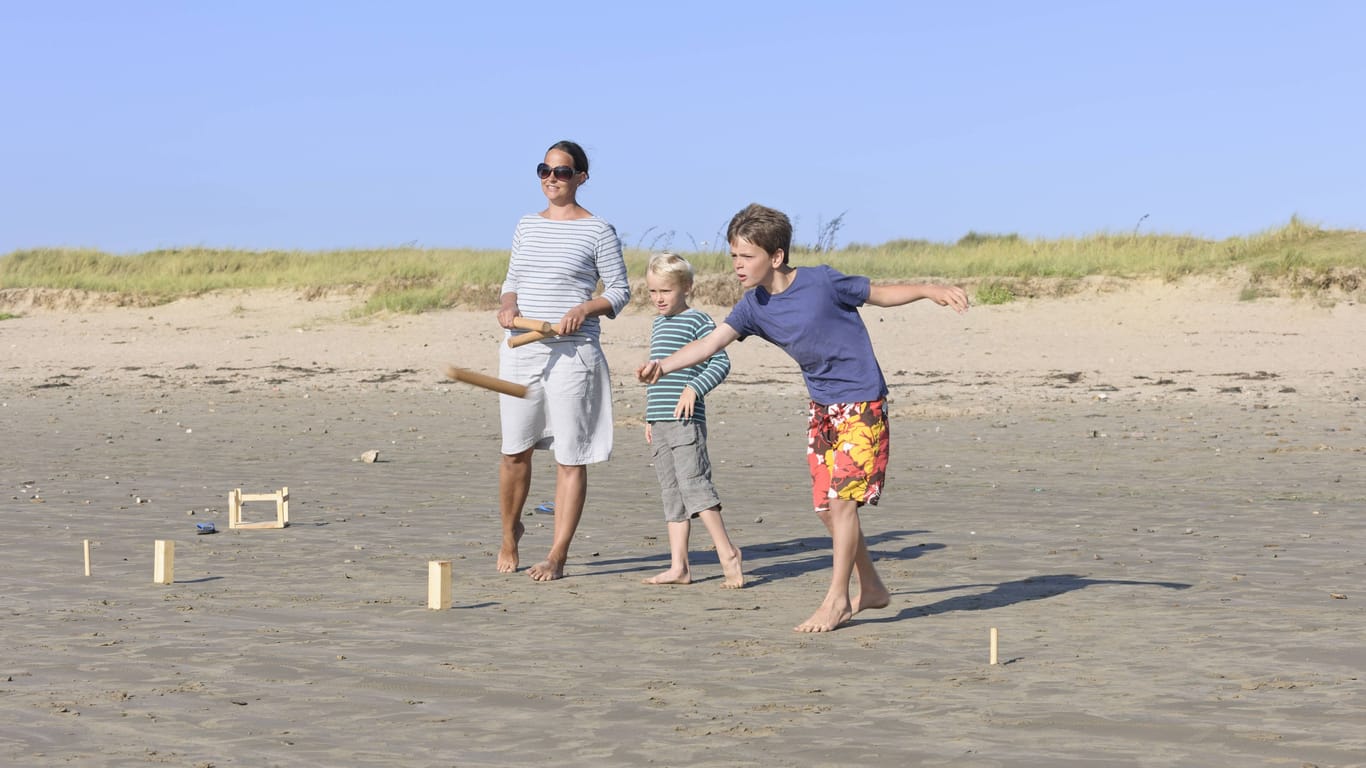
[855,573,1192,626]
[583,529,940,585]
[742,529,941,585]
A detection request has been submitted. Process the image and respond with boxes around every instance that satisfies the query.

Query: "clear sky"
[3,1,1363,255]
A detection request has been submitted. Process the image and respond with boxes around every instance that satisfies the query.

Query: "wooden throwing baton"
[445,366,529,398]
[507,317,559,349]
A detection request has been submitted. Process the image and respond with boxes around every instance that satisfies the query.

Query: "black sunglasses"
[536,163,578,181]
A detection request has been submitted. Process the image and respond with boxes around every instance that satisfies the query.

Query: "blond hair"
[646,251,694,290]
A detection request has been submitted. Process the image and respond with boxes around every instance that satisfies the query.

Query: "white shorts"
[498,338,614,465]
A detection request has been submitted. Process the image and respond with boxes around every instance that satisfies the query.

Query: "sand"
[1,279,1363,767]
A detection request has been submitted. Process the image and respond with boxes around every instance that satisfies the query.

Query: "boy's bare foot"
[497,520,525,573]
[795,600,854,633]
[720,548,744,589]
[527,557,565,581]
[852,584,890,613]
[643,567,691,585]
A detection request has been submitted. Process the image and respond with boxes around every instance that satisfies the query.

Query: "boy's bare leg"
[797,499,860,632]
[528,462,586,581]
[643,520,692,584]
[696,508,744,588]
[850,525,890,612]
[497,449,533,573]
[814,506,890,613]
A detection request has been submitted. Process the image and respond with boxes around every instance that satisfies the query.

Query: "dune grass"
[848,216,1364,283]
[2,217,1361,314]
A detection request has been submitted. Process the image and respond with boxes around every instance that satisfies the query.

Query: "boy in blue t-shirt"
[642,252,744,588]
[637,204,969,632]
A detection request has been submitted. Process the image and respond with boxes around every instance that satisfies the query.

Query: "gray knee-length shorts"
[650,420,722,523]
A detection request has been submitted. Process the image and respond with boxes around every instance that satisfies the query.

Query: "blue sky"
[3,1,1363,255]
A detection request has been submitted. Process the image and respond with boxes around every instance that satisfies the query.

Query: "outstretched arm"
[867,283,970,313]
[637,322,740,384]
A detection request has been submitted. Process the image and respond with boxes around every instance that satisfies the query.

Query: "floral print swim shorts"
[806,398,889,512]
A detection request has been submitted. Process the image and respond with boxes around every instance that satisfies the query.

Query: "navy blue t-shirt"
[724,265,888,405]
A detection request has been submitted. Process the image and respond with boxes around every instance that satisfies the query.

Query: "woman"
[494,140,631,581]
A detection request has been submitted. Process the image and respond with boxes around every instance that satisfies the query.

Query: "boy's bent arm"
[867,283,970,313]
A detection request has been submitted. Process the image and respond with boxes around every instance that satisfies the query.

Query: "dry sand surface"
[2,279,1363,767]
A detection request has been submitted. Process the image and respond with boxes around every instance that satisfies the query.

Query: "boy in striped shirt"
[642,253,744,588]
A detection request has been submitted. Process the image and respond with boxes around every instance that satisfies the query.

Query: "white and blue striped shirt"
[502,214,631,342]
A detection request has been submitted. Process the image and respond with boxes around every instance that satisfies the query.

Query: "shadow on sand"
[856,573,1192,626]
[583,529,938,583]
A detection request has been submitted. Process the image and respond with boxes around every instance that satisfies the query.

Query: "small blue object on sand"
[196,522,216,534]
[535,502,555,514]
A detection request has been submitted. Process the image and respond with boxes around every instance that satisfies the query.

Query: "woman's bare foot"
[852,584,890,613]
[794,599,853,633]
[643,566,691,585]
[497,520,525,573]
[527,557,565,581]
[719,548,744,589]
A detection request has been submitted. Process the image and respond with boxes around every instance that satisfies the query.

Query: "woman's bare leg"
[528,462,586,581]
[497,449,533,572]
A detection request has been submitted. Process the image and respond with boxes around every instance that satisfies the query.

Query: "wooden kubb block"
[228,487,290,530]
[428,560,452,610]
[154,540,175,585]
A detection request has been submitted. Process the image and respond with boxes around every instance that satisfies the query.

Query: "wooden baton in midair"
[444,366,529,398]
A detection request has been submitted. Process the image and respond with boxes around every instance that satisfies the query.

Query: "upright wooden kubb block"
[154,540,175,585]
[428,560,452,610]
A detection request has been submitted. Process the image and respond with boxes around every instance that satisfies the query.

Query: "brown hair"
[726,203,792,266]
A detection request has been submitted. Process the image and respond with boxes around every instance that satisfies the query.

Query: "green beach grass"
[2,217,1361,315]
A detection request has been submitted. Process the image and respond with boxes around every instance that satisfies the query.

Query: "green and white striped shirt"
[646,309,730,424]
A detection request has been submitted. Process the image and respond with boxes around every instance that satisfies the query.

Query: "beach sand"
[2,279,1363,766]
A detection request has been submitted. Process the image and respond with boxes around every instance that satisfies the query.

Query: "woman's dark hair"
[548,140,589,174]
